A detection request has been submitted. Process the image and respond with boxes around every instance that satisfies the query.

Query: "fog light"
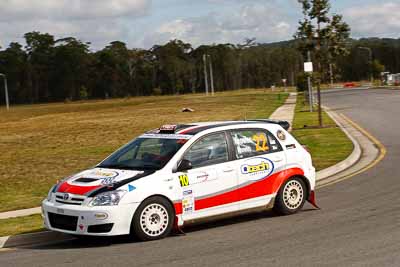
[94,213,108,220]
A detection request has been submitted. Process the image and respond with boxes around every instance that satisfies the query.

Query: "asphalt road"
[1,88,400,267]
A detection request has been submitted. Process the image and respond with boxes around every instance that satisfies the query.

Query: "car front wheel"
[131,196,174,241]
[273,177,306,215]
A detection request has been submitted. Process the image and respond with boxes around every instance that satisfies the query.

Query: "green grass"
[292,94,353,171]
[0,89,288,213]
[0,214,44,237]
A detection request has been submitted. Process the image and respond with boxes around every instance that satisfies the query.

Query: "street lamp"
[358,47,373,84]
[0,73,9,110]
[207,55,215,96]
[202,54,209,95]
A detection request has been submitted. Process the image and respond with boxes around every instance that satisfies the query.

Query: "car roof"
[149,120,290,136]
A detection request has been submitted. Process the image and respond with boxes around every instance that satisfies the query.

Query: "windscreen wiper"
[97,164,137,170]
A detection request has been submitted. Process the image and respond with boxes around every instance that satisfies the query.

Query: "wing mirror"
[176,159,193,172]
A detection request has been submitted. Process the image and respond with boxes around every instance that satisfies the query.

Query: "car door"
[229,128,286,210]
[176,131,238,221]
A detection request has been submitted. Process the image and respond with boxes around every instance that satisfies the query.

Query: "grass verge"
[0,215,44,237]
[292,94,353,171]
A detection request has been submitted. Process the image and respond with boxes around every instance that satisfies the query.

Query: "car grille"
[48,212,78,231]
[55,193,85,205]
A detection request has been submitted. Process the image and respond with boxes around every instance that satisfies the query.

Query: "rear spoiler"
[249,119,290,131]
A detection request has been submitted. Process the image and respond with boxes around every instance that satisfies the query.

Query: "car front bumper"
[42,199,140,236]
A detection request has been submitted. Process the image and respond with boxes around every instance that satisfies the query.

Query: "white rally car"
[42,120,317,241]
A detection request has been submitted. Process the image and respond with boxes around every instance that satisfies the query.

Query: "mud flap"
[172,216,186,236]
[307,191,320,209]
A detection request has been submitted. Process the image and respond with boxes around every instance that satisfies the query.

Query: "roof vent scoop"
[249,119,290,131]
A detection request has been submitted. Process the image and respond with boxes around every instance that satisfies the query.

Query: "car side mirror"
[176,159,193,172]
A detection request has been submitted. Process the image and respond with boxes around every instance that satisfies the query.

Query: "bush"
[153,87,162,96]
[296,72,309,92]
[79,86,88,100]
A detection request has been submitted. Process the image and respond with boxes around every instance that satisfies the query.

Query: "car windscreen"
[98,135,190,171]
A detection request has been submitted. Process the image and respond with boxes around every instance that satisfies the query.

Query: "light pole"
[203,54,209,95]
[0,73,9,110]
[358,47,373,84]
[207,55,215,96]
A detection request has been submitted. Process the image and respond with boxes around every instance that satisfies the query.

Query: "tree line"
[0,32,399,105]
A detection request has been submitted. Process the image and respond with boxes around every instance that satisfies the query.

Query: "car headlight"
[46,185,57,201]
[90,190,127,206]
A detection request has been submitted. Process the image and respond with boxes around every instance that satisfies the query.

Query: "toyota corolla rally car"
[42,119,317,241]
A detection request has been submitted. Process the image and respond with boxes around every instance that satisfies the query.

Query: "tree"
[24,31,55,102]
[295,0,350,126]
[52,37,91,100]
[0,42,27,104]
[371,59,385,79]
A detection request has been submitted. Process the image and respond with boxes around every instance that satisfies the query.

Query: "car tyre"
[131,196,174,241]
[273,177,306,215]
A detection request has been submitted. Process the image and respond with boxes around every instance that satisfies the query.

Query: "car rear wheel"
[273,177,306,215]
[131,196,174,241]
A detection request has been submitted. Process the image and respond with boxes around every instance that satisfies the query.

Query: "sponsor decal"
[195,172,210,183]
[286,144,296,150]
[101,176,117,185]
[140,133,192,140]
[240,157,274,181]
[73,169,120,185]
[277,130,286,141]
[56,208,64,214]
[160,124,177,131]
[182,189,195,213]
[128,185,136,192]
[183,189,193,196]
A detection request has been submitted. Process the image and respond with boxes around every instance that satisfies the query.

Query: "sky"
[0,0,399,50]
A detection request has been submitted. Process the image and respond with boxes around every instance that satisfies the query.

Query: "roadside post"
[304,52,313,112]
[0,73,9,110]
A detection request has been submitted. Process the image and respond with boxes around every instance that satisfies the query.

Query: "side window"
[230,129,282,159]
[267,132,283,153]
[183,133,229,168]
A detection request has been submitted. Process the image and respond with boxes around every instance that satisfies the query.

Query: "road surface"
[1,88,399,266]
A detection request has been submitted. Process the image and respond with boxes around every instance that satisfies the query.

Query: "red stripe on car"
[57,181,102,195]
[174,167,304,215]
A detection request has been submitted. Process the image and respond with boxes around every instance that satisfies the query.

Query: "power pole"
[359,47,373,84]
[208,55,215,95]
[203,54,209,95]
[0,73,9,110]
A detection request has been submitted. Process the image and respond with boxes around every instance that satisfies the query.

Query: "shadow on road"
[21,205,318,250]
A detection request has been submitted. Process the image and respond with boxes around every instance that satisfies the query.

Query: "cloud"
[0,0,151,49]
[143,2,293,47]
[344,2,400,37]
[0,0,151,21]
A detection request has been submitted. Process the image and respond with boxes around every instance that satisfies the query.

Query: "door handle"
[223,168,234,173]
[271,157,284,162]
